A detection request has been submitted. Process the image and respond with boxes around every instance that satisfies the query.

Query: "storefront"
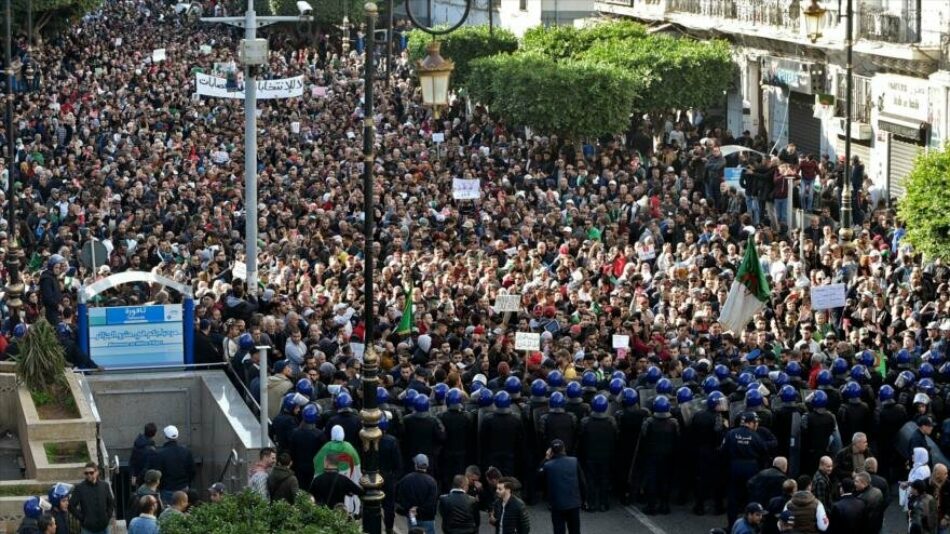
[872,74,931,201]
[760,57,826,156]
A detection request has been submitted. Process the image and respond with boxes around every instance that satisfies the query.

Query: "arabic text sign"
[811,283,846,310]
[195,73,305,99]
[89,305,184,367]
[232,261,247,280]
[452,178,480,200]
[612,335,630,349]
[493,294,521,313]
[514,332,541,351]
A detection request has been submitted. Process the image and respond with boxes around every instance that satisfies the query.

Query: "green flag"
[395,285,413,335]
[719,236,771,333]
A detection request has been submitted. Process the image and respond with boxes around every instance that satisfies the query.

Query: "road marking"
[624,505,668,534]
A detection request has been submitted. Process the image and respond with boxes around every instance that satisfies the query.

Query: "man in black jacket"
[39,255,66,325]
[129,423,157,486]
[145,425,196,503]
[538,440,585,534]
[438,475,480,534]
[829,477,866,534]
[747,457,788,511]
[490,477,530,534]
[69,462,115,534]
[309,455,363,509]
[395,454,439,534]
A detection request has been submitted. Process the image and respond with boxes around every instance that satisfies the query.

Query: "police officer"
[377,386,405,441]
[604,377,626,415]
[616,388,648,505]
[480,391,526,479]
[273,392,307,452]
[439,388,474,491]
[830,357,849,388]
[817,369,843,416]
[289,404,327,487]
[326,392,362,452]
[565,381,591,421]
[692,391,729,516]
[402,394,447,476]
[638,395,679,515]
[581,371,599,404]
[873,384,908,482]
[579,394,618,512]
[720,412,772,529]
[540,392,579,456]
[672,386,698,505]
[729,373,755,404]
[431,383,449,416]
[838,381,872,447]
[773,385,804,460]
[379,413,403,534]
[741,387,773,430]
[801,390,838,477]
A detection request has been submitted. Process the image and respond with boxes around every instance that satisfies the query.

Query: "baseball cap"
[745,502,765,514]
[273,360,288,374]
[920,416,935,427]
[740,412,759,424]
[413,454,429,469]
[163,425,179,440]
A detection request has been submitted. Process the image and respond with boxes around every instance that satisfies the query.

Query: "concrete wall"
[84,371,266,496]
[0,373,17,435]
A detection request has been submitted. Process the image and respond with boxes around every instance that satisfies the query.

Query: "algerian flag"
[719,236,771,333]
[395,285,413,335]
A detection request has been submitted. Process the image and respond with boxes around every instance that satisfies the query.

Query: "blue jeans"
[774,197,789,226]
[745,196,761,226]
[800,179,814,211]
[409,519,435,534]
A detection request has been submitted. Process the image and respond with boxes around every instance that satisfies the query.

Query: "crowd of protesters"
[4,0,950,533]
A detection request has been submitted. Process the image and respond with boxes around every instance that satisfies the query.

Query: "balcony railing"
[858,9,920,44]
[667,0,803,32]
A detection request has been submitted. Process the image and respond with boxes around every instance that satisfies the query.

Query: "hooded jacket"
[267,464,299,504]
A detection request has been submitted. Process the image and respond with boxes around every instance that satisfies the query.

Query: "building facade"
[595,0,950,202]
[427,0,595,37]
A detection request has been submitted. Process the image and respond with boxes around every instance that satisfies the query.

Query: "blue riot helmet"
[611,370,626,382]
[895,370,916,390]
[842,381,861,401]
[404,389,419,409]
[918,378,936,396]
[591,394,609,414]
[785,361,803,377]
[714,364,730,380]
[682,367,698,384]
[296,378,314,397]
[581,371,598,390]
[477,388,494,408]
[238,333,255,351]
[745,388,764,408]
[702,376,721,394]
[851,365,871,383]
[549,391,566,410]
[446,388,464,407]
[652,395,671,417]
[530,379,548,399]
[878,384,896,402]
[609,377,626,396]
[807,389,828,409]
[737,373,754,389]
[494,390,512,411]
[858,350,875,368]
[779,385,798,403]
[645,366,662,384]
[413,394,431,413]
[920,363,935,379]
[831,358,849,376]
[565,381,583,399]
[773,372,790,387]
[282,392,307,413]
[621,388,640,407]
[505,376,522,395]
[896,349,912,367]
[547,370,565,389]
[706,391,728,412]
[48,483,72,509]
[23,496,42,519]
[379,412,390,432]
[335,392,353,410]
[817,370,833,387]
[377,386,390,405]
[656,378,674,395]
[302,403,320,424]
[433,383,449,402]
[676,386,694,404]
[754,365,769,380]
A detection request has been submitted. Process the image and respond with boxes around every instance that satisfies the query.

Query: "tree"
[521,20,646,61]
[14,318,67,395]
[161,491,361,534]
[407,25,518,90]
[468,53,637,141]
[583,36,733,118]
[897,143,950,260]
[16,0,103,39]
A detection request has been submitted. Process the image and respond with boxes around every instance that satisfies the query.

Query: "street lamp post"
[839,0,855,243]
[358,6,384,534]
[5,0,24,315]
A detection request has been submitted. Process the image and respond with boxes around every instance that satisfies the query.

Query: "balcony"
[858,9,919,44]
[667,0,802,33]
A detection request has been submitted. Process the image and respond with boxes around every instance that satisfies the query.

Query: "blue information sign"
[88,305,184,367]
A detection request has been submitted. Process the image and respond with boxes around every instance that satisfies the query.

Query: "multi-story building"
[422,0,595,36]
[594,0,950,200]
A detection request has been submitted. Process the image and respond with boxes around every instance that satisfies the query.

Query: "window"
[836,73,871,123]
[519,0,527,11]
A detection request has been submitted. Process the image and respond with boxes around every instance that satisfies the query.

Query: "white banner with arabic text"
[195,73,305,99]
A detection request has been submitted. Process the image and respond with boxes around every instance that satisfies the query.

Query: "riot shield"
[679,398,706,426]
[789,411,802,478]
[637,387,657,410]
[896,421,950,466]
[729,400,746,425]
[772,390,804,412]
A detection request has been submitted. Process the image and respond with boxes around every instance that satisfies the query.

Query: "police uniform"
[720,415,772,528]
[638,414,680,514]
[580,412,618,511]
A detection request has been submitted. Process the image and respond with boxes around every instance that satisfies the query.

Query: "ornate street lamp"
[803,0,828,43]
[415,40,454,118]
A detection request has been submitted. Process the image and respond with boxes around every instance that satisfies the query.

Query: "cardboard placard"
[452,178,480,200]
[811,283,846,310]
[232,261,247,280]
[612,335,630,349]
[493,294,521,313]
[514,332,541,351]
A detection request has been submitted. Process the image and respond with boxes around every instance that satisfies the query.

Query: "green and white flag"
[395,285,413,335]
[719,236,771,333]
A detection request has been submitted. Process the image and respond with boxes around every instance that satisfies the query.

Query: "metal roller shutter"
[788,92,822,157]
[834,137,871,167]
[888,139,923,199]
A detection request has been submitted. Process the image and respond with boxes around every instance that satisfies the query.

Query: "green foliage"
[469,52,636,141]
[897,143,950,260]
[161,490,361,534]
[14,318,67,395]
[521,20,646,60]
[407,26,518,89]
[16,0,102,38]
[583,36,733,115]
[44,442,91,464]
